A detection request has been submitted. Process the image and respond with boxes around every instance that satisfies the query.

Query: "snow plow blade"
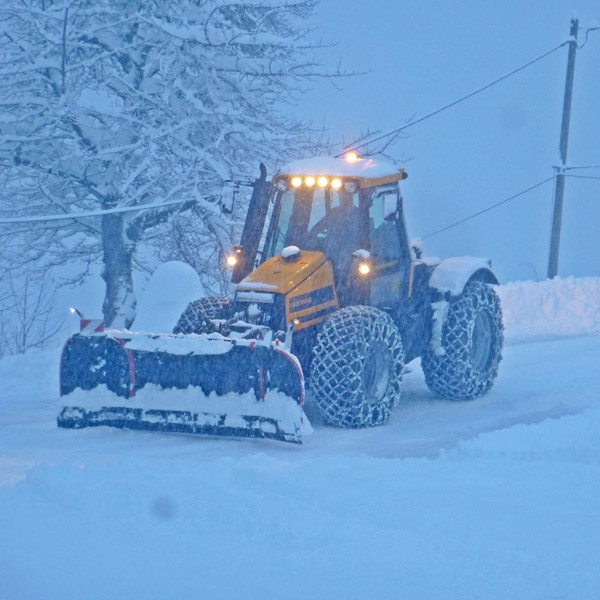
[58,332,304,444]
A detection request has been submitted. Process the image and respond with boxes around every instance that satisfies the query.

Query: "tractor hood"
[236,251,326,296]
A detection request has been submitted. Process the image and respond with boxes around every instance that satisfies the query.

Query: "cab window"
[369,188,401,261]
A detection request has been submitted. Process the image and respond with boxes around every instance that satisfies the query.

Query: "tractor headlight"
[226,246,243,267]
[358,262,371,276]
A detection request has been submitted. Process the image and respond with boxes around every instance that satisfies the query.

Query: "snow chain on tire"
[311,305,404,428]
[422,280,503,400]
[173,296,233,335]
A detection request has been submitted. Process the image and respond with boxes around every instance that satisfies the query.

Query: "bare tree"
[0,268,64,357]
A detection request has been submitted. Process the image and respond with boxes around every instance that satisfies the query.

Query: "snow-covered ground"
[0,277,599,600]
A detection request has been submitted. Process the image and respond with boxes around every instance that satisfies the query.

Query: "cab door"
[367,185,411,309]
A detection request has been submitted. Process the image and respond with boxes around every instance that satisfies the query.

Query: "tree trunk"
[101,212,136,329]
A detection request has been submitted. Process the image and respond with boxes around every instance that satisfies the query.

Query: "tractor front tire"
[173,296,233,335]
[422,280,503,400]
[311,306,404,428]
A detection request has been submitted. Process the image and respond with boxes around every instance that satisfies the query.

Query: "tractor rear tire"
[311,306,404,428]
[173,296,233,335]
[422,280,503,400]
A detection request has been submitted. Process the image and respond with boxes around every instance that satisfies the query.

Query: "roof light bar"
[287,175,359,190]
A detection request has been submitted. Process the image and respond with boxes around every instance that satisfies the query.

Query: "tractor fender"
[428,256,499,297]
[427,258,499,356]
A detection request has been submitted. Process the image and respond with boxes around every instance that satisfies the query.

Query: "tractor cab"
[229,154,425,360]
[264,154,411,308]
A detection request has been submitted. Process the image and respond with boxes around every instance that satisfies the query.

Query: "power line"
[562,164,600,171]
[565,174,600,181]
[421,176,556,240]
[577,26,600,49]
[0,197,195,225]
[338,41,569,156]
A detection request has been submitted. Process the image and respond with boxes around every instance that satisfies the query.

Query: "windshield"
[264,187,360,259]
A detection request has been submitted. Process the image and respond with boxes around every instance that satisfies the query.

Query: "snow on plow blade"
[58,332,304,444]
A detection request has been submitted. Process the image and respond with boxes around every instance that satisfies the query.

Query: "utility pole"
[547,18,578,279]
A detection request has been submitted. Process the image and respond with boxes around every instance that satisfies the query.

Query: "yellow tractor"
[58,153,503,443]
[174,153,504,428]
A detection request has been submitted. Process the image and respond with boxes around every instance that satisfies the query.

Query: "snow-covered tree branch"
[0,0,341,327]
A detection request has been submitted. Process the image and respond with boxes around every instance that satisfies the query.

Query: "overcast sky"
[299,0,600,282]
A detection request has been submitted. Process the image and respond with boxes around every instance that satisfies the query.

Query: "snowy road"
[0,330,599,599]
[2,335,599,468]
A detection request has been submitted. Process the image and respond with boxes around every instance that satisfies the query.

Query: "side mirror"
[383,192,398,221]
[410,238,423,260]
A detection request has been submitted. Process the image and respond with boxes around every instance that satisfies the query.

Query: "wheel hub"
[470,310,494,373]
[363,343,391,401]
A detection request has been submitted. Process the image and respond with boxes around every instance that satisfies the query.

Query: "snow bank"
[498,276,600,343]
[133,261,203,333]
